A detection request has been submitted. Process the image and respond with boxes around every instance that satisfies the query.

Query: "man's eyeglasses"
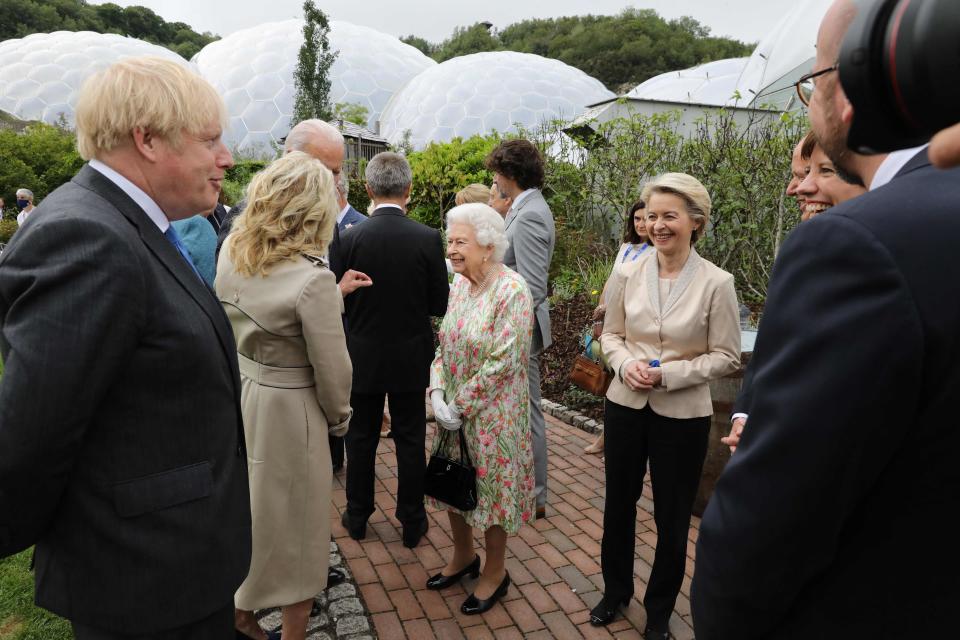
[795,64,839,106]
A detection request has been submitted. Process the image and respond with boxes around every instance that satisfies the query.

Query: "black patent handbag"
[424,427,478,511]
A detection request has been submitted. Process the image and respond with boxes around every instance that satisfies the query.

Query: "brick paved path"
[331,410,699,639]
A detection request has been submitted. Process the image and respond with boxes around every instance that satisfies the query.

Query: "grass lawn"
[0,550,71,640]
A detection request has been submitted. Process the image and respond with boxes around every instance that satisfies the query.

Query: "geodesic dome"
[379,51,615,150]
[626,58,749,106]
[0,31,189,125]
[193,19,435,158]
[737,0,833,109]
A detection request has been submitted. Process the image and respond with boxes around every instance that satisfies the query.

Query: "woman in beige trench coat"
[215,152,353,640]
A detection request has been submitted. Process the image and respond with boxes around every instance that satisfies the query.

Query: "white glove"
[430,389,462,431]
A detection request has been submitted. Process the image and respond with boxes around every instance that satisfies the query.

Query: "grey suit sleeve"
[510,210,551,310]
[691,216,922,637]
[0,218,143,555]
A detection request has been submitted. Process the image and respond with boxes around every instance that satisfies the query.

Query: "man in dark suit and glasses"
[692,1,960,637]
[0,57,251,639]
[336,152,449,548]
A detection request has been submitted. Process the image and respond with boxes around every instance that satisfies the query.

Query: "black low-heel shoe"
[460,572,510,615]
[589,594,630,626]
[426,555,480,590]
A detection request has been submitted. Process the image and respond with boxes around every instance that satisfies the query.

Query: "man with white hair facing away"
[0,57,251,639]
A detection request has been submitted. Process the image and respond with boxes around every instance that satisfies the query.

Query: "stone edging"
[255,541,374,640]
[540,398,603,434]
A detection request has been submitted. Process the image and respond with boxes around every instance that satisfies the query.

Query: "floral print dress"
[427,266,536,534]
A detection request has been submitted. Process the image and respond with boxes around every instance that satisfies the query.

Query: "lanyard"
[622,243,648,263]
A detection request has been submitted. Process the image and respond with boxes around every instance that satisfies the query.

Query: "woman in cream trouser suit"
[591,173,741,639]
[216,152,353,640]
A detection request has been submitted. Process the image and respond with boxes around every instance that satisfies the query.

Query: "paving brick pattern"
[331,410,700,639]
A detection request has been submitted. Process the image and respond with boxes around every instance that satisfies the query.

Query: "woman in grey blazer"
[592,174,740,638]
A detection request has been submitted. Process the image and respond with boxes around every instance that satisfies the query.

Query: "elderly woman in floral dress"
[426,202,535,616]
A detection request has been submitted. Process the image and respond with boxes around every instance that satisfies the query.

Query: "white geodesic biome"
[379,51,615,150]
[0,31,190,125]
[626,57,750,107]
[622,0,833,112]
[192,19,435,158]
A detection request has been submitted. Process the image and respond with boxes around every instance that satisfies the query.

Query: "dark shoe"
[589,594,630,626]
[402,518,428,548]
[643,628,670,640]
[426,555,480,590]
[460,572,510,615]
[327,567,346,588]
[341,511,366,540]
[535,504,546,520]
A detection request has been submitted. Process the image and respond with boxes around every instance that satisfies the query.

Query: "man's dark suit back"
[0,166,251,633]
[692,152,960,638]
[336,207,448,393]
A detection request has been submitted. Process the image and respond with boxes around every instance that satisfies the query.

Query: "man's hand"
[721,417,746,454]
[338,269,372,297]
[930,122,960,169]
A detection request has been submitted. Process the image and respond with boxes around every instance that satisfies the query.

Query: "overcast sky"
[95,0,797,44]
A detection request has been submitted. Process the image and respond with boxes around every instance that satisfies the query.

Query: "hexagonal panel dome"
[193,19,435,158]
[0,31,190,126]
[379,51,614,150]
[626,57,750,106]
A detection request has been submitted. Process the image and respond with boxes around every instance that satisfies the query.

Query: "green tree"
[433,23,502,62]
[292,0,338,124]
[0,0,217,61]
[406,134,500,229]
[332,102,370,127]
[400,34,435,57]
[406,9,753,92]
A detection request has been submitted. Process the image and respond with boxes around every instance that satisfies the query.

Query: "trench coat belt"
[237,352,315,389]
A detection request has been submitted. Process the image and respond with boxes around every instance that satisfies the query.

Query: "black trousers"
[601,400,710,632]
[344,390,426,526]
[72,601,233,639]
[330,433,344,468]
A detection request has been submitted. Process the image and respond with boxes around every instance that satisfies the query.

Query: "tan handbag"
[569,353,613,397]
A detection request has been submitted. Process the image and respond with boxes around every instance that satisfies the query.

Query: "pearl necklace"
[468,264,499,297]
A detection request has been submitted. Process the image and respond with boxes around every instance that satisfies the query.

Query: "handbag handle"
[436,427,474,468]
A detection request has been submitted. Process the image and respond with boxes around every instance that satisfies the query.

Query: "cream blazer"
[601,248,741,419]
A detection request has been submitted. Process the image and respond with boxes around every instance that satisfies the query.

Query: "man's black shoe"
[327,567,346,588]
[340,511,366,540]
[402,519,428,548]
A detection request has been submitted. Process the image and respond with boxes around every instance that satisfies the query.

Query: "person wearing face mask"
[15,189,35,226]
[592,173,740,637]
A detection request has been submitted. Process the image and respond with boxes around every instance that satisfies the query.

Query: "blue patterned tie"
[164,225,203,282]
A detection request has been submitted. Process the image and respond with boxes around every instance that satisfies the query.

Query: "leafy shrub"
[0,122,84,206]
[0,218,17,244]
[407,134,500,229]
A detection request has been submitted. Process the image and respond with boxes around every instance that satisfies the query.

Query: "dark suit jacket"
[0,165,251,633]
[335,206,448,393]
[692,151,960,638]
[338,204,367,231]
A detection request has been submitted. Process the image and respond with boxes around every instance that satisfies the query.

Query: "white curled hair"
[445,202,509,262]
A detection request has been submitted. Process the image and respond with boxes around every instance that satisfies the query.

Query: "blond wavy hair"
[228,151,338,276]
[75,56,226,160]
[640,172,712,244]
